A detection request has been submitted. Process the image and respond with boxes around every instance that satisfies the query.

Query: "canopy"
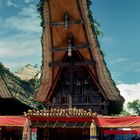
[0,116,26,127]
[95,116,140,128]
[28,115,140,128]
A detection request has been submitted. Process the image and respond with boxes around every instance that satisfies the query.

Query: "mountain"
[14,64,40,81]
[0,62,39,114]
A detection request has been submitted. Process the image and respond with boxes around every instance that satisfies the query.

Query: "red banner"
[95,116,140,128]
[103,130,140,134]
[0,116,25,126]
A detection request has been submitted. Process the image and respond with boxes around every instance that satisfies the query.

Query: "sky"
[0,0,140,104]
[0,0,42,71]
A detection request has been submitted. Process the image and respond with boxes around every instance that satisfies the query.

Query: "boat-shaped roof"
[36,0,124,108]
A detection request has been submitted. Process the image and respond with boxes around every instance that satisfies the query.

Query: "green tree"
[127,99,140,115]
[120,108,131,116]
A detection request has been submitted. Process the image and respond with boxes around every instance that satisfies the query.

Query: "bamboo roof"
[35,0,124,105]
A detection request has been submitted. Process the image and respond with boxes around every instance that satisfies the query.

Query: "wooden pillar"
[22,119,31,140]
[90,121,97,140]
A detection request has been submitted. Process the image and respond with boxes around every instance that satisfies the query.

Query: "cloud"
[6,0,18,7]
[109,58,128,65]
[24,0,30,3]
[108,58,140,74]
[127,62,140,73]
[102,36,113,43]
[0,2,42,69]
[0,2,42,71]
[0,32,42,72]
[0,33,41,58]
[0,2,2,8]
[2,16,41,33]
[0,3,42,60]
[117,83,140,104]
[0,4,41,33]
[101,36,119,46]
[134,68,140,73]
[19,4,38,17]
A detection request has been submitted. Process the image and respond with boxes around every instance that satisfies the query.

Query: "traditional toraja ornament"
[35,0,124,115]
[25,108,97,117]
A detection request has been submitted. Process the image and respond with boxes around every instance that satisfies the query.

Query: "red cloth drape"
[95,116,140,128]
[103,130,140,134]
[0,116,25,126]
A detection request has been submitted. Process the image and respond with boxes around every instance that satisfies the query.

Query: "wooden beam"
[49,20,83,27]
[51,44,89,52]
[49,60,96,67]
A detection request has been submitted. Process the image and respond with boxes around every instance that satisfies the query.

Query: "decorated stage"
[0,109,140,140]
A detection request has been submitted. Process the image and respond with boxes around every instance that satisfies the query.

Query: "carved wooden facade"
[50,54,107,114]
[36,0,124,115]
